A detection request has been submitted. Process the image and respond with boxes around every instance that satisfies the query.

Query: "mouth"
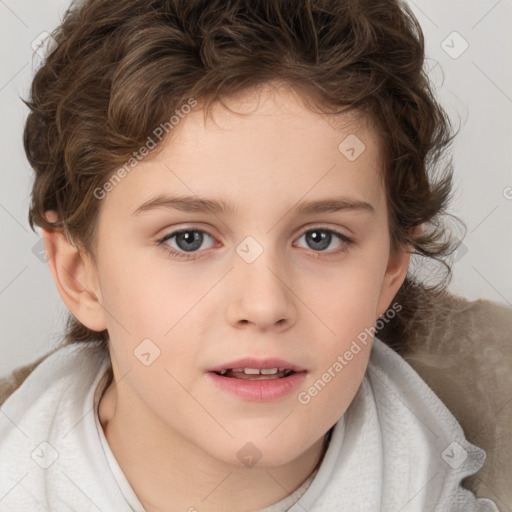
[207,358,307,401]
[214,367,296,380]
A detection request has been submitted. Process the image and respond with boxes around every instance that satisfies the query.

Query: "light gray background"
[1,0,511,378]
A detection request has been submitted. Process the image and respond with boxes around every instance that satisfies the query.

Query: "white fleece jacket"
[0,338,500,511]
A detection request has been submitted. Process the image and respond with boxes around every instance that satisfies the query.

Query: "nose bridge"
[235,234,287,297]
[227,234,295,328]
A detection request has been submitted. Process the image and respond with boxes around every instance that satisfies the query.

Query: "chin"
[205,435,318,470]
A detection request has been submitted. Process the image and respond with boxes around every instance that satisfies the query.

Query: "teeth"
[217,367,293,375]
[243,368,280,375]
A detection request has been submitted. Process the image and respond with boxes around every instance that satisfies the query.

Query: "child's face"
[80,84,409,467]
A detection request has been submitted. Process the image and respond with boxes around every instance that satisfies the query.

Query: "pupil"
[308,230,330,251]
[177,231,202,252]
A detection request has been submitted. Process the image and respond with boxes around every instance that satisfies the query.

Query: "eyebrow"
[132,194,375,216]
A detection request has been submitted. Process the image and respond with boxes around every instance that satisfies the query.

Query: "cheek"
[304,254,387,338]
[298,250,387,407]
[96,246,191,334]
[296,271,380,432]
[96,249,210,376]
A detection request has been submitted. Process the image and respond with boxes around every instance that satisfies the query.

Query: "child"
[0,0,504,510]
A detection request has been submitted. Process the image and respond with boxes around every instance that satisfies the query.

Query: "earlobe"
[42,213,107,332]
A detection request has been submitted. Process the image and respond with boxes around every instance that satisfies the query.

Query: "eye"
[158,228,216,259]
[157,226,353,261]
[295,228,352,254]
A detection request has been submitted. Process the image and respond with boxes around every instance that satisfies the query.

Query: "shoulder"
[0,341,109,406]
[0,341,109,435]
[401,295,512,508]
[0,341,115,509]
[0,342,110,427]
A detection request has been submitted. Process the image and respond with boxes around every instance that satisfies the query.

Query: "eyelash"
[156,227,353,261]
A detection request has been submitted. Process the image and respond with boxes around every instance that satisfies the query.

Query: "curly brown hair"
[20,0,462,363]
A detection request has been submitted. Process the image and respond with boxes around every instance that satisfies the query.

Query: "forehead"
[189,82,378,155]
[99,83,386,224]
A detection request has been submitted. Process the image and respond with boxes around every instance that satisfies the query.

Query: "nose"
[225,248,297,331]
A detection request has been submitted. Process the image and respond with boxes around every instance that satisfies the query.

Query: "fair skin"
[44,83,410,511]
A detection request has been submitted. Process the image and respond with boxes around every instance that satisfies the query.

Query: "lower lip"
[207,371,307,401]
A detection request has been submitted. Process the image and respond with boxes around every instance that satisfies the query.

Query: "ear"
[42,211,107,332]
[375,238,414,319]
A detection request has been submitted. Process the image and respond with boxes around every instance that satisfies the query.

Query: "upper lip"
[207,358,306,373]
